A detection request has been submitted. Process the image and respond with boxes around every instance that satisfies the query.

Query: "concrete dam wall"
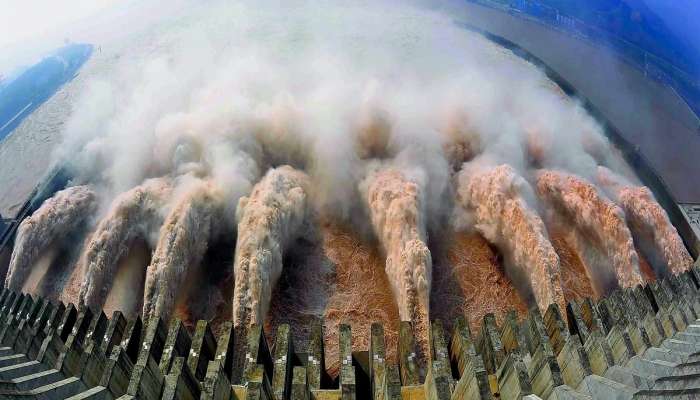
[0,267,699,399]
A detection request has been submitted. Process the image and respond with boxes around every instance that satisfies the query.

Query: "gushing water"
[142,179,224,321]
[536,170,644,289]
[79,178,172,309]
[6,185,96,291]
[232,166,310,327]
[454,163,565,312]
[597,166,692,275]
[361,167,431,354]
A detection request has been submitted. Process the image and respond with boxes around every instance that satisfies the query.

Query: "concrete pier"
[0,267,699,398]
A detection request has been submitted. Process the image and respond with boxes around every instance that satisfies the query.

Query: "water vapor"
[11,0,689,356]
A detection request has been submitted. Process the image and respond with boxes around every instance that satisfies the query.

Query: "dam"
[0,268,698,398]
[0,1,699,399]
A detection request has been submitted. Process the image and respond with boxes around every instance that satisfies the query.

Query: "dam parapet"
[0,268,699,399]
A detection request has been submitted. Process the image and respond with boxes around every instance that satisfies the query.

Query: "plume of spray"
[440,109,482,173]
[6,185,97,291]
[44,0,661,355]
[360,167,432,354]
[354,94,393,161]
[142,178,225,322]
[536,170,644,290]
[79,178,172,310]
[454,162,565,313]
[597,166,692,275]
[232,166,311,327]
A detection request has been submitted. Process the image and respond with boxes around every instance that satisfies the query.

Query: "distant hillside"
[0,43,92,141]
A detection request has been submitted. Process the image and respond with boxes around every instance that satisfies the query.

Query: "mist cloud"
[4,0,684,328]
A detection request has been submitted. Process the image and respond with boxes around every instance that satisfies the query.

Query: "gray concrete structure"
[0,267,698,398]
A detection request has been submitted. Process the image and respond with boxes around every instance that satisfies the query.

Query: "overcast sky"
[0,0,697,76]
[0,1,122,50]
[0,0,178,75]
[0,1,127,75]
